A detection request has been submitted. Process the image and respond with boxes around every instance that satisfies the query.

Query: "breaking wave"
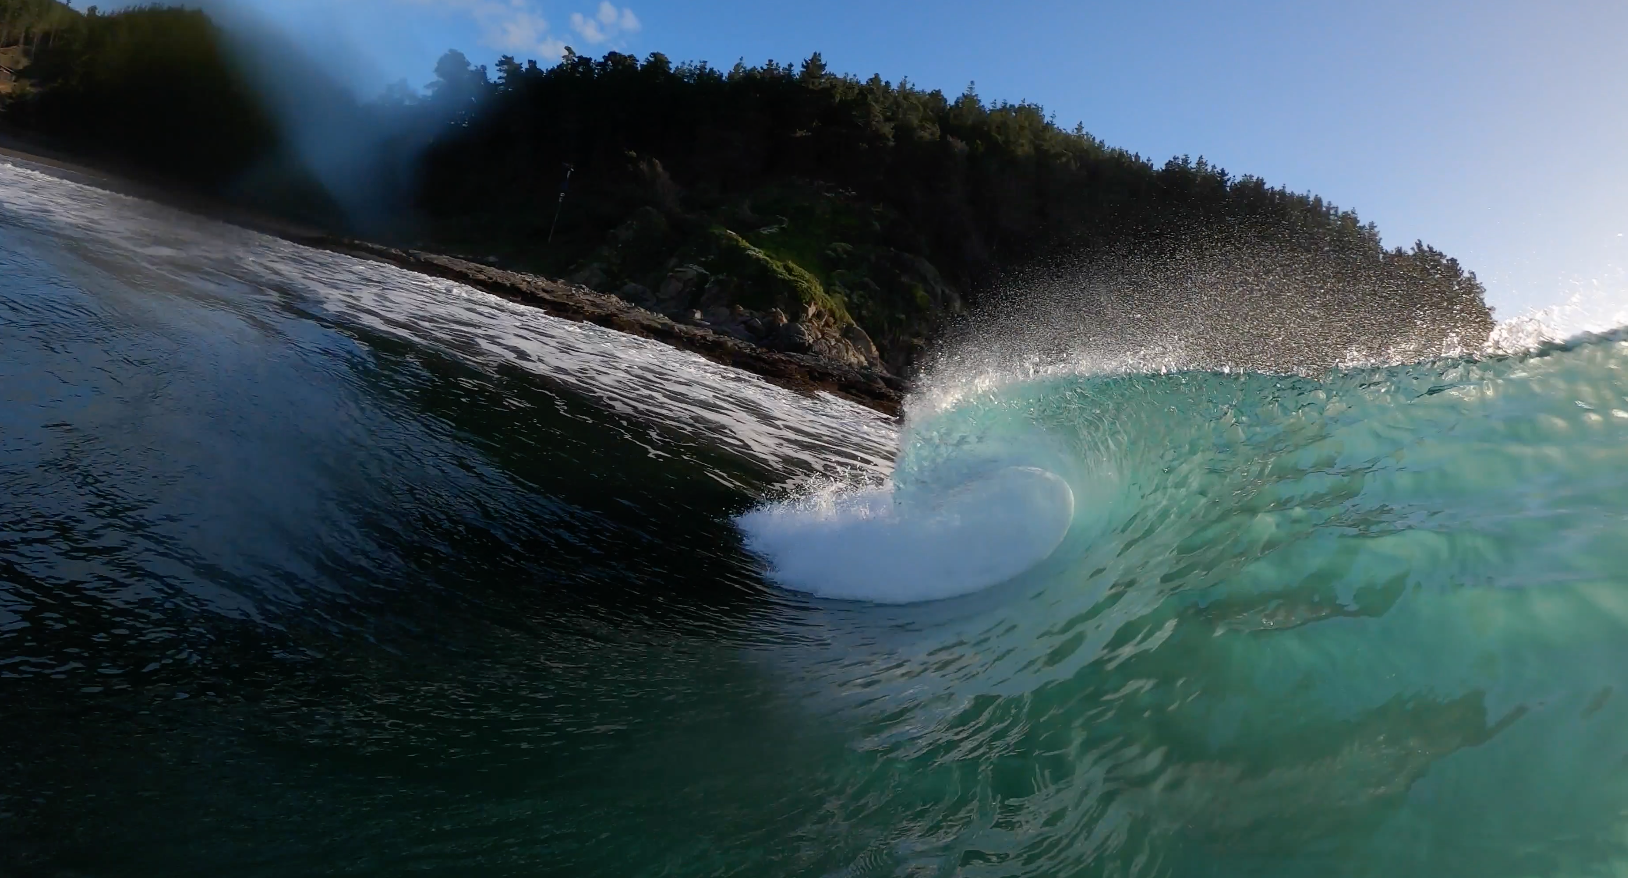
[740,305,1628,604]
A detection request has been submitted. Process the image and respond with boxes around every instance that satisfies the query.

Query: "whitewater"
[4,156,1628,877]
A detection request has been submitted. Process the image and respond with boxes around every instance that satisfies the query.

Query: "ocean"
[4,159,1628,877]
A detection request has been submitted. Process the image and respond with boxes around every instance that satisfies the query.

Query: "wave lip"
[737,466,1075,604]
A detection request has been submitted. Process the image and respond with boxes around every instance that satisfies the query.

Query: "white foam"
[0,159,899,481]
[1486,283,1628,353]
[737,466,1075,603]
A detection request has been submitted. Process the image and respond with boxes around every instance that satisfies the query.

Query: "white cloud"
[409,0,638,61]
[568,12,604,44]
[492,9,551,50]
[569,1,639,46]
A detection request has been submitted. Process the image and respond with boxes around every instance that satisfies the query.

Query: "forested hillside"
[0,2,1495,374]
[1,2,280,187]
[1,0,76,50]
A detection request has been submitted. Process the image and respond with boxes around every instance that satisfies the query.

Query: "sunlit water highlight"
[4,158,1628,877]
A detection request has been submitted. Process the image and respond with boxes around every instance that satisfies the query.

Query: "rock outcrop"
[571,219,887,372]
[562,197,953,379]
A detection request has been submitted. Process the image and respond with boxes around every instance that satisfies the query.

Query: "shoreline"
[0,137,907,416]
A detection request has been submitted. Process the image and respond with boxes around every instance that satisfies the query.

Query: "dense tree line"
[1,0,78,53]
[415,50,1494,367]
[1,3,278,186]
[0,2,1495,372]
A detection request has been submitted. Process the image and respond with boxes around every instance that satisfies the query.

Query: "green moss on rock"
[700,227,851,325]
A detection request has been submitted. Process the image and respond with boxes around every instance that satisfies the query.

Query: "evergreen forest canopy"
[0,1,1495,374]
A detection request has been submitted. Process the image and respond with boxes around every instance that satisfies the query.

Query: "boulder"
[842,323,885,370]
[618,282,655,309]
[656,264,710,314]
[769,321,815,354]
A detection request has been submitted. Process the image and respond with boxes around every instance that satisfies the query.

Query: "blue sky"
[229,0,1627,315]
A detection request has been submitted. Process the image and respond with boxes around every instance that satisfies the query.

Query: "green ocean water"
[4,159,1628,877]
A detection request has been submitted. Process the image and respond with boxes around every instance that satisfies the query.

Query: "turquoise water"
[739,340,1628,875]
[5,159,1628,876]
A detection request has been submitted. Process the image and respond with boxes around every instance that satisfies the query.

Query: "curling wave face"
[732,332,1628,874]
[741,330,1628,609]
